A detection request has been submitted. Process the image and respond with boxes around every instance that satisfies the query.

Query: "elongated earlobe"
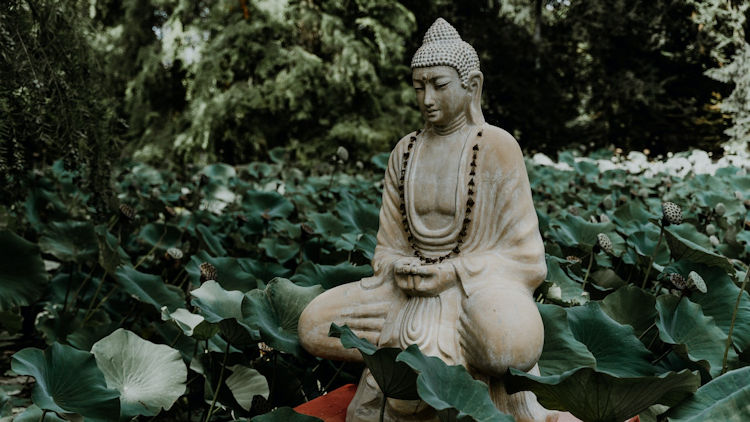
[467,71,485,126]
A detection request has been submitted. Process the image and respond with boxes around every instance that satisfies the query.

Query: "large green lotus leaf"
[665,262,750,354]
[270,219,302,238]
[612,200,659,236]
[371,152,389,170]
[191,280,244,322]
[544,255,588,306]
[187,251,257,291]
[291,261,373,289]
[566,302,655,377]
[161,307,219,340]
[506,367,699,422]
[91,329,186,418]
[243,190,294,220]
[249,406,323,421]
[335,198,380,233]
[237,257,292,284]
[655,295,738,377]
[547,213,615,252]
[599,285,658,340]
[201,163,236,183]
[259,237,299,264]
[11,343,120,420]
[191,281,257,344]
[38,221,98,263]
[131,163,163,185]
[225,364,269,411]
[664,225,733,273]
[115,265,184,311]
[307,212,358,251]
[0,230,48,311]
[242,278,323,357]
[536,304,596,376]
[136,223,182,251]
[666,366,750,421]
[329,324,418,400]
[396,344,515,422]
[197,223,228,256]
[626,228,671,269]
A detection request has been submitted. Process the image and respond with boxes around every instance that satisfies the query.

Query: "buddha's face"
[412,66,469,127]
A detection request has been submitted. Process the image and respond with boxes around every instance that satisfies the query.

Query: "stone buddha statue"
[299,18,552,422]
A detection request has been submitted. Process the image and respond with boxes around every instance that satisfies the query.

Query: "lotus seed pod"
[355,160,364,170]
[336,146,349,161]
[714,202,726,217]
[688,271,707,293]
[166,247,183,260]
[705,223,716,236]
[709,235,719,247]
[661,202,683,226]
[596,233,614,254]
[119,204,136,220]
[667,273,689,290]
[735,191,744,201]
[566,256,582,264]
[200,262,217,282]
[600,214,611,223]
[602,196,614,210]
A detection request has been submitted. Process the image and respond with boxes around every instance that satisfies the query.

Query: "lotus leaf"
[329,324,418,400]
[655,295,738,377]
[547,213,615,252]
[201,163,237,183]
[396,344,515,422]
[12,405,66,422]
[11,343,120,420]
[291,261,373,289]
[38,220,99,263]
[162,307,219,340]
[664,226,733,273]
[187,252,257,291]
[566,302,656,376]
[243,190,294,220]
[242,278,324,356]
[599,285,658,340]
[197,223,228,256]
[115,265,184,312]
[92,329,187,418]
[0,230,48,311]
[666,366,750,421]
[225,365,269,411]
[136,223,183,251]
[536,304,596,375]
[544,255,588,306]
[507,367,699,422]
[259,237,300,263]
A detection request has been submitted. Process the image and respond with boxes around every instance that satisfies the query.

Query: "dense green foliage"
[3,0,748,194]
[1,149,748,420]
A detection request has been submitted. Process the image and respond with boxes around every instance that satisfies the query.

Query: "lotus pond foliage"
[0,149,749,421]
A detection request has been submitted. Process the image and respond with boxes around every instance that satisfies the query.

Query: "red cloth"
[294,384,357,422]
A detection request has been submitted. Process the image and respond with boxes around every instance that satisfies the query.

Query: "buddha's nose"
[423,86,436,108]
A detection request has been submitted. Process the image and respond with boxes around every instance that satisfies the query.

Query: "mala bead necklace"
[398,128,482,264]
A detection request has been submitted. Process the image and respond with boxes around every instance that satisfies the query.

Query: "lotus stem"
[82,270,107,320]
[134,231,166,269]
[637,322,657,341]
[581,252,594,291]
[39,409,47,422]
[642,225,664,289]
[205,341,231,422]
[379,394,387,422]
[721,269,750,375]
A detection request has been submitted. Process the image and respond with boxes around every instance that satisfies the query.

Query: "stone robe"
[299,123,550,421]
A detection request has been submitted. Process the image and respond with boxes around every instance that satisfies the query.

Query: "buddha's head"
[411,18,484,128]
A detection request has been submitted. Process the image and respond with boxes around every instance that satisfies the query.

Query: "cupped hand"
[394,260,457,296]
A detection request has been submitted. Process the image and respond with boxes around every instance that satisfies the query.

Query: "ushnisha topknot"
[411,18,480,87]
